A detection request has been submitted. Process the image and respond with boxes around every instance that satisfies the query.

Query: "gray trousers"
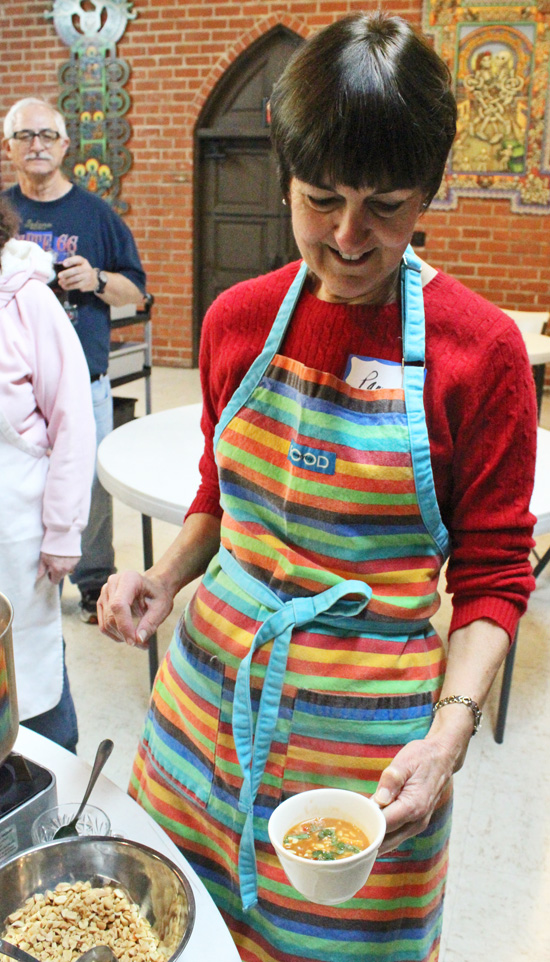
[70,375,116,594]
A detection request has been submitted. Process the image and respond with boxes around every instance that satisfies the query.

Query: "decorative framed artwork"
[422,1,550,213]
[46,0,138,213]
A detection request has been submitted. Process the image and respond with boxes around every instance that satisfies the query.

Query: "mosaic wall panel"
[422,1,550,213]
[46,0,137,213]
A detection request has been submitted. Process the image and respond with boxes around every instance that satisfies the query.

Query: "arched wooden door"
[193,26,302,362]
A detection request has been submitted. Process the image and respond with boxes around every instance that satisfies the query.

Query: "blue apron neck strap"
[214,261,309,450]
[401,245,425,365]
[264,259,309,352]
[400,245,450,557]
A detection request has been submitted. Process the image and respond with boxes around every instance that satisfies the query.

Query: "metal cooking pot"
[0,592,19,766]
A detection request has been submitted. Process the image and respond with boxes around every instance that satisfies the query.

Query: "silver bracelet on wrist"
[432,695,482,735]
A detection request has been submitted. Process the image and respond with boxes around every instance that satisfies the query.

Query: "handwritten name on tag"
[344,355,402,391]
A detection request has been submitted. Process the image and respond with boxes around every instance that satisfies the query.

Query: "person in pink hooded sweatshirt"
[0,197,95,750]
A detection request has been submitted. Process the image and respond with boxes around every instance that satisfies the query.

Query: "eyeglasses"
[10,129,61,145]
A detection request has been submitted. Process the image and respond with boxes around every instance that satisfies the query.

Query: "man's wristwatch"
[94,268,108,295]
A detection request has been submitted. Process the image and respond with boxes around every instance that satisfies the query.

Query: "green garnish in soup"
[282,816,369,860]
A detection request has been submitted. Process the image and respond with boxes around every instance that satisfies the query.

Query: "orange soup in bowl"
[283,816,370,861]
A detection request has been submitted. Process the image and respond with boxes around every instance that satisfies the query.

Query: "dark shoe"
[79,589,100,624]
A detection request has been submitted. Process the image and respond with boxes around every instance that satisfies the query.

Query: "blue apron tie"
[219,545,373,910]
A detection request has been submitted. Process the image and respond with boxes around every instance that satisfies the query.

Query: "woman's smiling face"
[288,178,426,305]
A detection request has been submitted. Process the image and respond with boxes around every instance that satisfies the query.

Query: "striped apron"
[130,246,452,962]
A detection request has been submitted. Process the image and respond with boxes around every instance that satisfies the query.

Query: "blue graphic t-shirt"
[2,183,146,377]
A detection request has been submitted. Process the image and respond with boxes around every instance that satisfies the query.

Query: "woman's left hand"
[373,619,511,853]
[37,553,80,584]
[372,733,463,854]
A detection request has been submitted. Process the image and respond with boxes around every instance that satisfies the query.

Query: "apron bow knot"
[219,546,373,909]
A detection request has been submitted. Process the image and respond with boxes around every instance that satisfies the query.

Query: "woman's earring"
[282,198,287,206]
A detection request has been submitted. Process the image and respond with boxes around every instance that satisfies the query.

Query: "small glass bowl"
[31,803,111,844]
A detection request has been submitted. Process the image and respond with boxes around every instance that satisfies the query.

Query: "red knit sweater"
[187,261,537,642]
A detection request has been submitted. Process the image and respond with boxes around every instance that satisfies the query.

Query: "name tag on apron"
[344,355,402,391]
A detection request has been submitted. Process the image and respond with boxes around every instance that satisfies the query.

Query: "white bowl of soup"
[268,788,386,905]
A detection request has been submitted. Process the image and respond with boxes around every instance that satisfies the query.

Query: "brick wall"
[1,0,548,368]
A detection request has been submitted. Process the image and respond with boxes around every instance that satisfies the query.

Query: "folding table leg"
[533,364,545,419]
[533,546,550,578]
[141,514,159,688]
[495,627,518,744]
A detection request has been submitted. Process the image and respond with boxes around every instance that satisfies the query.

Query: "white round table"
[13,728,240,962]
[522,331,550,366]
[532,427,550,535]
[522,332,550,415]
[97,404,204,684]
[97,404,203,527]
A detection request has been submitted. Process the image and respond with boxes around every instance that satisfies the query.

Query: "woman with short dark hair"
[99,13,536,961]
[270,13,456,203]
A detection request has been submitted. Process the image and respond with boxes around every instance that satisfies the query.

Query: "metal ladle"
[53,738,114,839]
[78,948,118,962]
[0,940,117,962]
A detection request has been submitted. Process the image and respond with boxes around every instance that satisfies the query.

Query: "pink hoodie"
[0,238,96,556]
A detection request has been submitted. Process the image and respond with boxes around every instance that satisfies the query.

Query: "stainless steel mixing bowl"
[0,836,195,960]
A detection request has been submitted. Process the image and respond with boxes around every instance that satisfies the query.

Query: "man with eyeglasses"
[2,97,146,628]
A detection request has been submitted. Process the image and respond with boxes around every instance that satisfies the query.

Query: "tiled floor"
[61,368,550,961]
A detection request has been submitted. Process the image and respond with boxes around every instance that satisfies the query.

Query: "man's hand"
[56,255,98,293]
[37,553,80,585]
[57,257,146,307]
